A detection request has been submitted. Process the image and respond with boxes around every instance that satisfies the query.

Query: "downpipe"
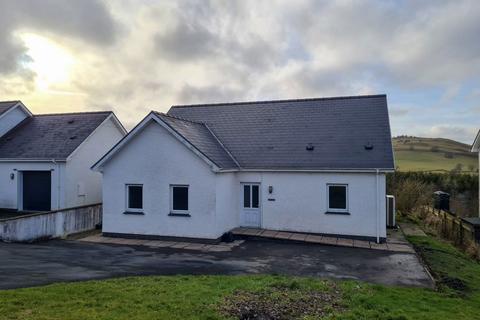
[52,159,61,210]
[376,169,380,243]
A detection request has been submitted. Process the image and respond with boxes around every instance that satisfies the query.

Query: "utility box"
[433,191,450,211]
[386,195,396,228]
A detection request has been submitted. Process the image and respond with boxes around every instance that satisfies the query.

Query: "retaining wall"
[0,204,102,242]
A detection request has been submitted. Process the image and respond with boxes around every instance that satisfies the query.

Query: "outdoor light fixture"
[268,186,273,194]
[10,173,14,180]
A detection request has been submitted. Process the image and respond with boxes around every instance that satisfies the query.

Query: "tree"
[451,163,463,173]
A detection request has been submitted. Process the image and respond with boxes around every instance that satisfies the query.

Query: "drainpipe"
[52,159,61,210]
[375,169,380,244]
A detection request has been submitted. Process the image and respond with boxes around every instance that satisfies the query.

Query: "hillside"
[393,136,478,173]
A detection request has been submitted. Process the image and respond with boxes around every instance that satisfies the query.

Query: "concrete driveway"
[0,239,433,290]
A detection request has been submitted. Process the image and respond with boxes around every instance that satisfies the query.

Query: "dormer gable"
[0,101,32,138]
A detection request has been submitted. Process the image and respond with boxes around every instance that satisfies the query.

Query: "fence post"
[443,211,447,236]
[459,220,464,246]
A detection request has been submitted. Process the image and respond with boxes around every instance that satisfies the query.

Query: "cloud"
[389,106,409,117]
[0,0,119,77]
[0,0,479,143]
[177,83,244,104]
[429,125,478,144]
[154,22,217,62]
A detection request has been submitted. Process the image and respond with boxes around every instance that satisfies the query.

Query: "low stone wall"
[0,204,102,242]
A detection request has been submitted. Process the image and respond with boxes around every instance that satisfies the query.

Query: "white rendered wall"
[101,121,220,239]
[215,173,239,235]
[0,106,29,138]
[0,162,66,210]
[65,117,125,208]
[234,171,387,239]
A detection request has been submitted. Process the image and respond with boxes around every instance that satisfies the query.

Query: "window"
[171,185,189,213]
[126,184,143,211]
[327,184,348,212]
[243,184,259,209]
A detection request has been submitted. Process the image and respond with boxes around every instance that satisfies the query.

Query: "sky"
[0,0,479,144]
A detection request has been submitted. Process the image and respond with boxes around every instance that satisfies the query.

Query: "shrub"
[390,178,433,215]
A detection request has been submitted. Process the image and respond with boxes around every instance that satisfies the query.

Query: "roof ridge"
[170,94,387,108]
[34,111,112,117]
[156,111,206,125]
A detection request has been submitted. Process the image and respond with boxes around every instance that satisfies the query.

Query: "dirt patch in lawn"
[438,275,469,293]
[219,282,344,320]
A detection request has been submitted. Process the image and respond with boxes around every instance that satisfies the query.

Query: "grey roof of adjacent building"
[154,112,239,169]
[167,94,394,170]
[0,101,20,116]
[0,111,112,160]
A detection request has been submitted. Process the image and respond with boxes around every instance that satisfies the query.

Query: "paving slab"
[260,230,278,238]
[205,245,231,252]
[320,237,338,245]
[243,229,263,236]
[183,243,207,251]
[336,238,354,247]
[144,241,175,248]
[399,223,427,237]
[169,242,190,249]
[274,232,293,240]
[386,244,415,253]
[289,233,308,241]
[305,235,324,243]
[370,242,389,251]
[353,240,371,249]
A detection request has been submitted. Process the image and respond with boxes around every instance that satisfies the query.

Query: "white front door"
[241,183,261,227]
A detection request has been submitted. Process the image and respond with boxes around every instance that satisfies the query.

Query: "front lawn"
[1,234,480,319]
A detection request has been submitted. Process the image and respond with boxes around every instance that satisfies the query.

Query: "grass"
[393,136,478,173]
[1,234,480,319]
[395,150,478,172]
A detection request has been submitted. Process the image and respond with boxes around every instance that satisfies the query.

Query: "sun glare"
[20,33,75,91]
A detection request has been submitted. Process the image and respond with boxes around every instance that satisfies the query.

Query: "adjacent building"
[0,101,126,212]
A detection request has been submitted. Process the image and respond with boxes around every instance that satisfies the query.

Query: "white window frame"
[125,184,143,212]
[170,184,189,214]
[327,184,348,212]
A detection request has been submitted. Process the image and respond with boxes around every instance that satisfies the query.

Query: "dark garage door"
[23,171,51,211]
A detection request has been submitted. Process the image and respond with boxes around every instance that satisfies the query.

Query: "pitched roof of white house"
[155,112,239,169]
[93,94,395,172]
[0,104,126,161]
[167,94,394,170]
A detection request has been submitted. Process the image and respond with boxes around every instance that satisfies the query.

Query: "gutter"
[217,168,395,173]
[0,159,66,163]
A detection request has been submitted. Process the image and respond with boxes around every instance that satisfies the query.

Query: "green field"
[1,232,480,319]
[393,136,478,173]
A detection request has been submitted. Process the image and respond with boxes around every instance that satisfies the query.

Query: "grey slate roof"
[0,111,112,160]
[167,94,394,170]
[155,112,238,169]
[0,101,20,116]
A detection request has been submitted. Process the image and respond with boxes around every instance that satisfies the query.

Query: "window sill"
[168,212,191,217]
[325,211,350,215]
[123,211,145,215]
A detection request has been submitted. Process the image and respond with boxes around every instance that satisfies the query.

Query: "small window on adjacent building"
[126,184,143,211]
[327,184,348,212]
[171,185,189,213]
